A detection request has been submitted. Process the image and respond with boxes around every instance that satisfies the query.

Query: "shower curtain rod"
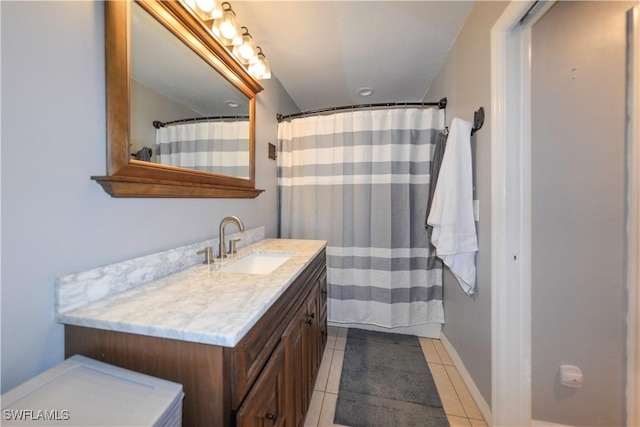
[276,97,448,123]
[153,115,250,129]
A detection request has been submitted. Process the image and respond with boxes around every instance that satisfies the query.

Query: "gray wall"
[130,79,199,159]
[531,2,632,425]
[0,0,298,393]
[426,0,509,407]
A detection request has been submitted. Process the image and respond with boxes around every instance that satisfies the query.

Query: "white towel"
[427,118,478,295]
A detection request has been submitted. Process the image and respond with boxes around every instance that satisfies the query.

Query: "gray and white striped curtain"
[277,108,445,328]
[156,121,250,178]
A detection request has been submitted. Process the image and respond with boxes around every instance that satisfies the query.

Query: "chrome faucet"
[218,215,245,259]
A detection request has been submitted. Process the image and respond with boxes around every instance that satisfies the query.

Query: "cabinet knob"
[265,412,278,421]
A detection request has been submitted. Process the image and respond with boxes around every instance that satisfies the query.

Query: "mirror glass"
[129,2,251,179]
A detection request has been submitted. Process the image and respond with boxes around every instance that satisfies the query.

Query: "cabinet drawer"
[236,343,286,427]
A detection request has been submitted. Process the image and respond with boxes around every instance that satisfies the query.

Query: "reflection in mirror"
[130,2,251,179]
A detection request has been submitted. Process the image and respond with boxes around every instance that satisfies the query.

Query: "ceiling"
[231,1,474,112]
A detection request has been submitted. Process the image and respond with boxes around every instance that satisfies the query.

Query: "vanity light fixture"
[182,0,271,80]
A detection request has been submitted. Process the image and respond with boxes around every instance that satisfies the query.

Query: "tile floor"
[304,326,488,427]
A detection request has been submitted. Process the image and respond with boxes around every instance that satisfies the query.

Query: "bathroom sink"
[219,251,294,275]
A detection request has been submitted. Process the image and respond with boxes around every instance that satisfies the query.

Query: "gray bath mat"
[334,328,449,427]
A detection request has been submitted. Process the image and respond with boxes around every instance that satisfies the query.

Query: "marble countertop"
[56,238,326,347]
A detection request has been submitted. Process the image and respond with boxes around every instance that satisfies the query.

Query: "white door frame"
[492,2,640,426]
[626,6,640,426]
[490,2,552,425]
[490,3,533,424]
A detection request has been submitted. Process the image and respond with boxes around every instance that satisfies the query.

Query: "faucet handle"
[229,238,241,255]
[197,247,214,264]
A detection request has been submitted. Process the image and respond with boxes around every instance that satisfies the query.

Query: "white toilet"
[1,355,184,426]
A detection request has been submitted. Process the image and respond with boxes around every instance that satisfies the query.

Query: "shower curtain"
[277,108,445,328]
[156,121,250,178]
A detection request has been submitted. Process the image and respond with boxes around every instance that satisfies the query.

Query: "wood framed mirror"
[93,0,264,198]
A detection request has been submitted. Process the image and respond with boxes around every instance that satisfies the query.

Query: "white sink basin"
[219,251,294,275]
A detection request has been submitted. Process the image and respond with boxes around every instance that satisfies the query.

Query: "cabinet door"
[303,287,319,402]
[236,343,286,427]
[283,305,305,427]
[316,270,328,364]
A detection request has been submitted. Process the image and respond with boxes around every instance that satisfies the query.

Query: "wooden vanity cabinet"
[64,249,327,427]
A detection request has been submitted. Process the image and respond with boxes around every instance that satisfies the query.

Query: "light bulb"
[219,10,238,39]
[249,51,270,80]
[192,0,217,20]
[211,4,223,19]
[211,4,239,44]
[196,0,215,13]
[219,22,235,39]
[238,34,257,61]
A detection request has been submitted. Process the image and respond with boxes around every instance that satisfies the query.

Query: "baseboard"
[440,335,578,427]
[327,321,442,339]
[440,333,492,424]
[531,420,574,427]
